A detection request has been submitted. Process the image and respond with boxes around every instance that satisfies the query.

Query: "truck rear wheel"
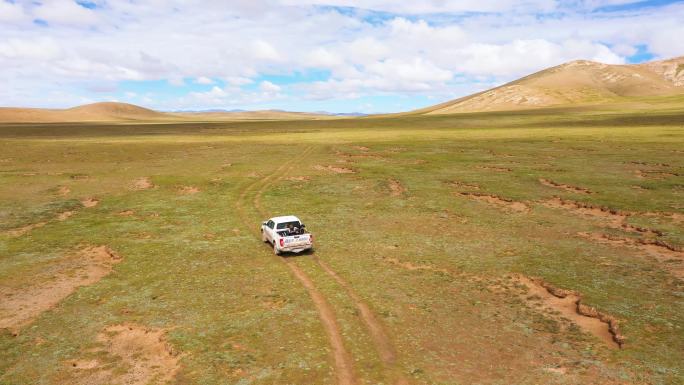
[273,243,281,255]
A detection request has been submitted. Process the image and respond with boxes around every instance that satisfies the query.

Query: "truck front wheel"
[261,230,268,243]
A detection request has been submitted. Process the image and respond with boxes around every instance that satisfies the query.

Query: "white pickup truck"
[261,215,314,255]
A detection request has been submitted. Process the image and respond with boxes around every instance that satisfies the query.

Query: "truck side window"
[267,220,275,229]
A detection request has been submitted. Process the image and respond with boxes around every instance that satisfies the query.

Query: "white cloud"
[0,38,62,61]
[367,58,452,84]
[1,0,683,109]
[180,82,284,109]
[251,40,281,61]
[281,0,558,13]
[645,22,684,59]
[611,43,638,57]
[33,0,99,26]
[259,80,282,93]
[452,39,624,77]
[307,48,345,69]
[225,76,254,86]
[0,1,28,23]
[195,76,214,85]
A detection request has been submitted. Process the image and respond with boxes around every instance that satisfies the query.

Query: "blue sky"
[1,0,683,113]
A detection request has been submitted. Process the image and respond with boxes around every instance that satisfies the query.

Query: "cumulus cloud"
[195,76,214,85]
[451,39,624,77]
[0,1,28,23]
[33,0,100,26]
[259,80,282,93]
[0,38,62,61]
[281,0,558,13]
[225,76,255,86]
[251,40,282,61]
[0,0,682,110]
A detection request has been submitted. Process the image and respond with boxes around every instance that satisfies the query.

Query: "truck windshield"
[276,221,301,230]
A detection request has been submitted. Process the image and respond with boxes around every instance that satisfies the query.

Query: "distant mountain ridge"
[416,56,684,114]
[0,102,337,123]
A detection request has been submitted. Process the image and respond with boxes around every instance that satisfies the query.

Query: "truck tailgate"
[283,234,311,247]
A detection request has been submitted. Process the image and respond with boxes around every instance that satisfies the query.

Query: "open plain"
[1,103,683,385]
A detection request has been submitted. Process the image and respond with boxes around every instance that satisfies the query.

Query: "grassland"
[0,106,682,385]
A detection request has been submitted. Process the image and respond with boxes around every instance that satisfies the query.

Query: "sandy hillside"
[0,102,335,123]
[0,102,172,123]
[64,102,170,121]
[420,56,684,114]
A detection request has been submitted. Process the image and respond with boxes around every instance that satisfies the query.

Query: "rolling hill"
[65,102,169,121]
[418,56,684,114]
[0,102,172,123]
[0,102,334,123]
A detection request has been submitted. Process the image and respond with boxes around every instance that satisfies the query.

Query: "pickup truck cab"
[261,215,313,255]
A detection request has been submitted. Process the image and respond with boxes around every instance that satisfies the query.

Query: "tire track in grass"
[234,146,358,385]
[314,257,408,385]
[234,147,310,235]
[234,161,292,234]
[253,148,407,385]
[284,257,357,385]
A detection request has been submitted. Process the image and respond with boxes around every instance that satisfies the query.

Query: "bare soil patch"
[6,222,48,237]
[68,323,180,385]
[578,232,684,278]
[0,246,122,332]
[80,198,99,208]
[117,210,135,216]
[67,359,100,369]
[57,211,74,221]
[336,150,384,160]
[477,165,512,172]
[285,176,310,181]
[314,164,356,174]
[510,275,623,348]
[634,169,680,179]
[539,178,592,194]
[543,366,568,375]
[628,161,671,167]
[58,186,71,196]
[353,153,384,159]
[542,197,662,236]
[178,186,200,195]
[388,179,406,196]
[459,192,529,212]
[132,177,154,190]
